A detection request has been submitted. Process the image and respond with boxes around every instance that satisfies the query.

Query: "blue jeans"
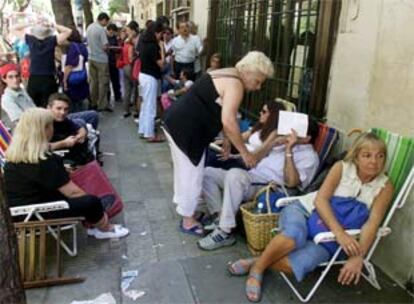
[68,110,99,129]
[279,201,331,282]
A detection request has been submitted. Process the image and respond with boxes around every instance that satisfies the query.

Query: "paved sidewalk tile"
[121,261,194,304]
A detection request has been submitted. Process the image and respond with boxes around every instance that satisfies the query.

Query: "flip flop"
[245,271,263,303]
[228,258,256,276]
[179,220,205,236]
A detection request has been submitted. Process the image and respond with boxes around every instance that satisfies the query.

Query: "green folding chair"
[275,128,414,302]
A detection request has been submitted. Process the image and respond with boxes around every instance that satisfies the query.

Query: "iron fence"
[208,0,335,121]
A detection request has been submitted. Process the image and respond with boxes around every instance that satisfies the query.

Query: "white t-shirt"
[164,39,173,64]
[249,144,320,190]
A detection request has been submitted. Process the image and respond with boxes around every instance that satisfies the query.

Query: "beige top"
[300,161,388,214]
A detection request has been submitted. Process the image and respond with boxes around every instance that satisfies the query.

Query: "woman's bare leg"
[245,234,295,301]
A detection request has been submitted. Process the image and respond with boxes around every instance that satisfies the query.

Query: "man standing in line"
[171,21,202,79]
[86,13,111,112]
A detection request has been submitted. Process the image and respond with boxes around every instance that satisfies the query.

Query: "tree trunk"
[51,0,76,28]
[82,0,93,28]
[0,174,26,304]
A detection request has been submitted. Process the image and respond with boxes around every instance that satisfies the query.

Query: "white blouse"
[300,161,388,213]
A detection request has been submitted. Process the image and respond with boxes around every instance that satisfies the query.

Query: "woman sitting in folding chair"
[205,100,286,170]
[3,108,129,240]
[228,132,394,302]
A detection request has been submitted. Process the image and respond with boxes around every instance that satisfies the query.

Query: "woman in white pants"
[163,51,275,235]
[137,21,164,142]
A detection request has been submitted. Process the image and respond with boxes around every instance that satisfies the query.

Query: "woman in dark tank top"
[162,51,275,235]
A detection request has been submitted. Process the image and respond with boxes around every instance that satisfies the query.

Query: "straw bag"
[241,183,281,256]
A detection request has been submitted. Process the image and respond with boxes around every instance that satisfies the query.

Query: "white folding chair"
[10,200,81,257]
[274,166,413,302]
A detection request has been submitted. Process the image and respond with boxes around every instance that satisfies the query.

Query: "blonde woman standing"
[163,51,274,236]
[4,108,129,239]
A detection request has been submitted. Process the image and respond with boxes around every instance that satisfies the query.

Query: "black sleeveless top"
[164,73,236,166]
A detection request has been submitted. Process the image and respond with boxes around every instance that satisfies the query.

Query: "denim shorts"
[279,201,331,282]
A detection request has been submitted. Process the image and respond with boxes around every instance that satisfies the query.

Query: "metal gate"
[207,0,341,120]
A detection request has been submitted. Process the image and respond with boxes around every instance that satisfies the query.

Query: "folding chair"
[313,123,339,175]
[10,201,82,257]
[15,217,85,288]
[275,128,414,302]
[0,120,80,257]
[0,119,12,168]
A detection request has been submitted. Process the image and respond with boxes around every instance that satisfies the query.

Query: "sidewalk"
[26,104,412,304]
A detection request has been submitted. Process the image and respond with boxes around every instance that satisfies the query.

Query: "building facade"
[129,0,208,39]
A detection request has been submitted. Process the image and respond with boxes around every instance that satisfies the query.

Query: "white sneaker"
[93,225,130,239]
[87,228,97,236]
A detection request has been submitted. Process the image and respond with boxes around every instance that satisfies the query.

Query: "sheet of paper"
[277,111,309,137]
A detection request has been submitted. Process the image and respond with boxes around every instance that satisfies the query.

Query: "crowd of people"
[0,11,395,303]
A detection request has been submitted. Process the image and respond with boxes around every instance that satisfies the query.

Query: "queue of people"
[0,11,396,303]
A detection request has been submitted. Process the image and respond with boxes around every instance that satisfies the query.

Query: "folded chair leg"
[46,225,77,257]
[279,248,342,303]
[35,213,78,257]
[72,225,78,257]
[361,261,381,290]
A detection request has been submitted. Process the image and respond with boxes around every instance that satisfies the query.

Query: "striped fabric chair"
[372,128,414,195]
[0,120,12,167]
[313,122,339,174]
[276,128,414,302]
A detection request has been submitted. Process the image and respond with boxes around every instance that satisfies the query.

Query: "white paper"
[277,111,308,138]
[70,293,116,304]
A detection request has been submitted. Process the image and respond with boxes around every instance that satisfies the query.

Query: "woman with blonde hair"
[4,108,129,239]
[228,132,393,302]
[163,51,274,235]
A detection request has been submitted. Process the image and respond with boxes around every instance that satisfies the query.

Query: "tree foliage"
[108,0,128,17]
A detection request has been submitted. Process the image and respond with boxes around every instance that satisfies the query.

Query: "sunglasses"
[260,108,268,114]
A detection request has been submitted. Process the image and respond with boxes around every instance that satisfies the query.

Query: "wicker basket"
[240,184,280,256]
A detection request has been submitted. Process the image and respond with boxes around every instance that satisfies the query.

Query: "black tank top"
[163,73,241,166]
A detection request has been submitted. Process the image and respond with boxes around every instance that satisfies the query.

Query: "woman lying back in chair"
[3,108,129,239]
[228,132,394,302]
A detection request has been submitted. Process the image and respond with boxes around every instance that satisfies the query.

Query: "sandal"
[147,136,165,143]
[245,271,263,303]
[228,258,256,276]
[179,220,205,236]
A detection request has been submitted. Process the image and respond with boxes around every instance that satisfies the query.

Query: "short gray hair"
[235,51,274,78]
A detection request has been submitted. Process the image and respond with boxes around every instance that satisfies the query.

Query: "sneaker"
[87,228,97,236]
[204,217,219,231]
[197,228,236,251]
[93,225,130,239]
[134,118,139,124]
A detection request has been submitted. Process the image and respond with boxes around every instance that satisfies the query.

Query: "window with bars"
[208,0,340,121]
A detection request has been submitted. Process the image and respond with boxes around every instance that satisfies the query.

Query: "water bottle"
[254,202,266,214]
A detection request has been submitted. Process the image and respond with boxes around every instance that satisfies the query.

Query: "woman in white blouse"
[228,132,394,302]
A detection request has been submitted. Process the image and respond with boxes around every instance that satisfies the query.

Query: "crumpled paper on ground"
[123,290,146,301]
[70,292,116,304]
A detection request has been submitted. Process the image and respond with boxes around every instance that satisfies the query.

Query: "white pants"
[164,129,205,217]
[138,73,158,138]
[202,167,267,230]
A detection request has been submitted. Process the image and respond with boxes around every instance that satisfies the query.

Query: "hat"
[0,63,19,78]
[30,25,54,40]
